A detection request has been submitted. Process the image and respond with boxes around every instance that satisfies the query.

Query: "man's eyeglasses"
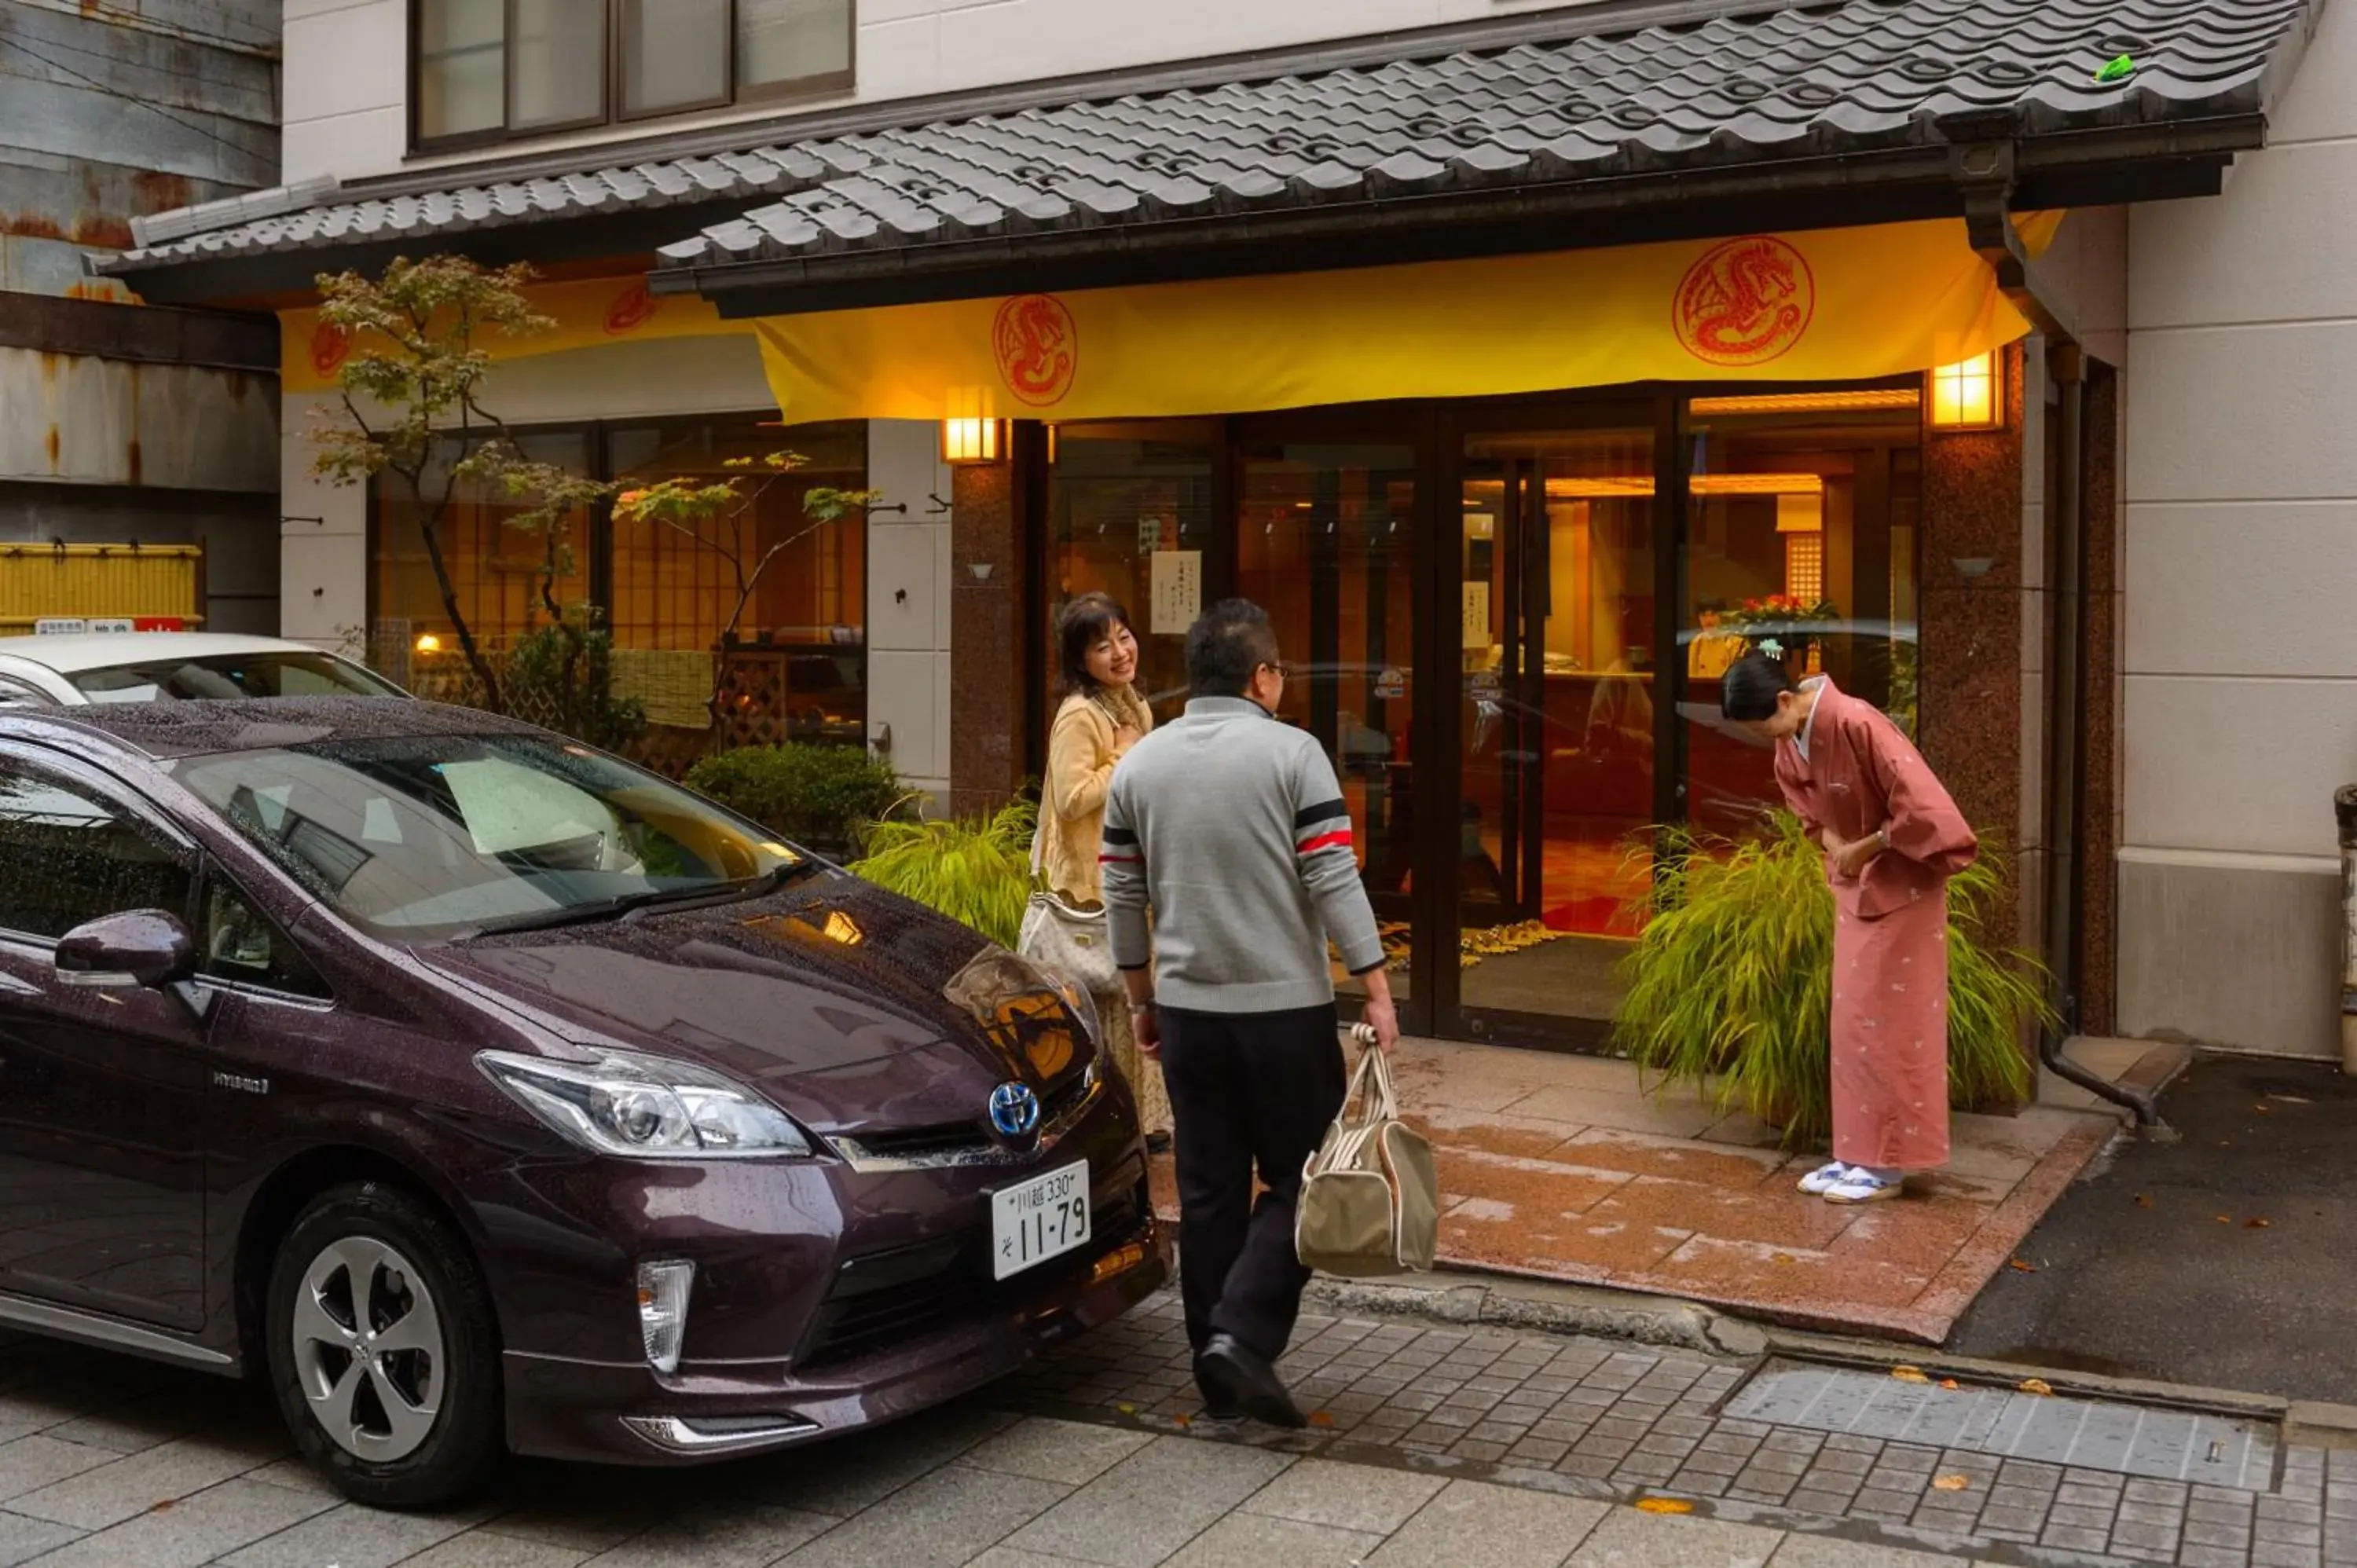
[1260,661,1293,680]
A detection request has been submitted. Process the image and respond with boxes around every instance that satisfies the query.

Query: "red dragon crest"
[310,321,351,379]
[1672,236,1816,368]
[603,278,660,335]
[992,294,1078,406]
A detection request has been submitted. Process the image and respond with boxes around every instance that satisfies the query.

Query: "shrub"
[685,744,905,859]
[1610,812,2048,1144]
[501,614,647,753]
[850,800,1036,949]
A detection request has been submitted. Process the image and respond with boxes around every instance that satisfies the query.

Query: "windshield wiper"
[451,864,810,940]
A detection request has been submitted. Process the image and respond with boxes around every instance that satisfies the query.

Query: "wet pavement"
[1950,1051,2357,1404]
[1,1295,2344,1567]
[1149,1037,2140,1342]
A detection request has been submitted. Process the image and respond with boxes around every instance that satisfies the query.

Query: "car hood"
[410,872,1091,1136]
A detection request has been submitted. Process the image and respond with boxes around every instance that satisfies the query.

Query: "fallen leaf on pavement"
[1891,1366,1930,1383]
[2008,1258,2039,1273]
[2135,1193,2154,1208]
[2254,1105,2271,1114]
[1940,1379,1962,1390]
[2018,1378,2055,1396]
[1635,1499,1693,1515]
[2216,1215,2234,1225]
[1116,1402,1137,1415]
[2247,1218,2273,1229]
[1933,1474,1972,1492]
[1309,1411,1336,1427]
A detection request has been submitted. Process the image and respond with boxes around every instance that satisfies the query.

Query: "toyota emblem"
[989,1082,1042,1138]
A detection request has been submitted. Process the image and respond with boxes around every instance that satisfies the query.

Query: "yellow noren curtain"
[753,214,2059,424]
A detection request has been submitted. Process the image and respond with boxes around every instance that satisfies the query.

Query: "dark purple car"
[0,698,1164,1507]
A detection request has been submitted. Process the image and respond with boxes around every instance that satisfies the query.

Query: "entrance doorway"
[1037,386,1923,1051]
[1444,416,1660,1042]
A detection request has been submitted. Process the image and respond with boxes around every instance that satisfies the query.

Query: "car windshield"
[74,653,405,703]
[174,735,807,941]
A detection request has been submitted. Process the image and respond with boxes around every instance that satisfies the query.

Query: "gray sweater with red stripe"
[1101,696,1386,1014]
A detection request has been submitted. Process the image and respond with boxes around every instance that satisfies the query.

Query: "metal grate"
[1723,1361,2278,1491]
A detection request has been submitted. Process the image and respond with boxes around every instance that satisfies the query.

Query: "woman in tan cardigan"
[1037,592,1171,1142]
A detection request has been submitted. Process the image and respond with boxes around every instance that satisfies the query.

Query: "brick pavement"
[0,1296,2343,1566]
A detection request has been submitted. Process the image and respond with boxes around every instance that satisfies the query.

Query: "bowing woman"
[1721,653,1978,1205]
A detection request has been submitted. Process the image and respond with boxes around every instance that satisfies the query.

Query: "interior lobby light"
[1688,389,1922,416]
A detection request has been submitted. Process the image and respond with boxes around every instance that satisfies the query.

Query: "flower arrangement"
[1713,595,1838,630]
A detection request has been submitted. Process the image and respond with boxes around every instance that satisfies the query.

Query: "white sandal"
[1796,1161,1853,1196]
[1824,1168,1905,1204]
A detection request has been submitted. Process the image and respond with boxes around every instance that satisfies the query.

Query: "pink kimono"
[1772,678,1978,1171]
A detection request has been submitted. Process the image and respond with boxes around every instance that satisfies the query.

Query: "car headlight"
[478,1048,814,1160]
[1028,962,1102,1047]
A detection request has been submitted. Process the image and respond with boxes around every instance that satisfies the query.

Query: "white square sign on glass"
[1151,549,1201,636]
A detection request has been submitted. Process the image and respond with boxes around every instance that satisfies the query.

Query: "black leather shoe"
[1197,1333,1307,1429]
[1191,1350,1244,1421]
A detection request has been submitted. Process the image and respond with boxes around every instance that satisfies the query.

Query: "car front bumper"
[500,1190,1166,1465]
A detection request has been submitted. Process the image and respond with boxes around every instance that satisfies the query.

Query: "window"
[413,0,853,146]
[202,880,332,1000]
[0,764,191,942]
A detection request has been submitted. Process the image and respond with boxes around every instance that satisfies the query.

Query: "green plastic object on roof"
[2094,53,2136,85]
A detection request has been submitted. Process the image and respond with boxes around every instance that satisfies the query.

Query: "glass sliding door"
[1449,420,1659,1037]
[1234,430,1421,1013]
[1676,390,1923,837]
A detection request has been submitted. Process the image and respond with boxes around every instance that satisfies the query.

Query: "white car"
[0,632,409,709]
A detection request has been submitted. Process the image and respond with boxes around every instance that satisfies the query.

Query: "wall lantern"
[940,416,1004,466]
[1929,351,2003,430]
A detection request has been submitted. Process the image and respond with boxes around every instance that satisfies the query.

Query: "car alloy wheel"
[291,1236,445,1462]
[266,1181,502,1509]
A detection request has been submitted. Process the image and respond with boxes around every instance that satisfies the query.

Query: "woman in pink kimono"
[1722,654,1978,1204]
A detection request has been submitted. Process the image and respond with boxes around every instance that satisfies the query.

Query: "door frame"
[1428,392,1674,1050]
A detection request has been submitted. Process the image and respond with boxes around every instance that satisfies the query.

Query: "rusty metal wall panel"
[11,0,277,56]
[0,6,277,217]
[0,349,277,492]
[0,148,244,258]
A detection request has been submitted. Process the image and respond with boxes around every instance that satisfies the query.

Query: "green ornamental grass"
[1611,812,2047,1145]
[850,799,1039,950]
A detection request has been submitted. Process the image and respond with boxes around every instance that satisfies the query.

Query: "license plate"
[990,1160,1091,1281]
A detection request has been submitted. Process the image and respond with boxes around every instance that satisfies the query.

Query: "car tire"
[264,1181,504,1509]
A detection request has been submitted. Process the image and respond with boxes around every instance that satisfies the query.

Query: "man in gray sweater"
[1104,599,1400,1427]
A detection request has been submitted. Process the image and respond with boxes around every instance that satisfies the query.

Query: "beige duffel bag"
[1296,1035,1438,1276]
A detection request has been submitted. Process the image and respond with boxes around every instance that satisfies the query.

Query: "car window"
[74,653,405,703]
[0,762,192,942]
[202,877,330,1000]
[178,735,804,940]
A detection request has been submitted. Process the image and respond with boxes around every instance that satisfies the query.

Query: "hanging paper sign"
[1375,669,1406,701]
[1461,582,1491,649]
[1151,550,1201,635]
[1138,516,1164,553]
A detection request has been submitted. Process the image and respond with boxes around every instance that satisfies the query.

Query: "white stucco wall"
[283,0,1615,184]
[2119,2,2355,1058]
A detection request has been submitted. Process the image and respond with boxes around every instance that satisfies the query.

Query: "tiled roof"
[99,0,2318,277]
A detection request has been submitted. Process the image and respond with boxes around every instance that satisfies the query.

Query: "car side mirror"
[55,911,198,991]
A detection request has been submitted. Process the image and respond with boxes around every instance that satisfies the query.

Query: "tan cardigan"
[1036,686,1153,904]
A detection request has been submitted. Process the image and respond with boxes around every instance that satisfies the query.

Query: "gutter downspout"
[1958,145,2161,1130]
[2036,346,2160,1127]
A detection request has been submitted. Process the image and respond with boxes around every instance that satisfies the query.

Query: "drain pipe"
[2337,786,2357,1075]
[2037,346,2160,1129]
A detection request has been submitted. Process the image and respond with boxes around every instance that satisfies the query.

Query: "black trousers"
[1159,1002,1348,1361]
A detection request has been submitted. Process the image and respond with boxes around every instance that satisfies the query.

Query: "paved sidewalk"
[0,1291,2341,1568]
[1149,1036,2174,1343]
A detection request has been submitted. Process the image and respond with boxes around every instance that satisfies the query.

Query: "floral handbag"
[1017,816,1120,995]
